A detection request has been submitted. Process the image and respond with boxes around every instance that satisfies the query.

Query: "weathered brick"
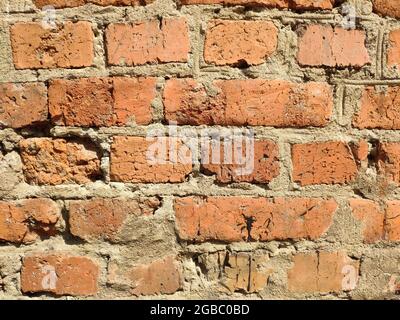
[20,138,101,185]
[387,29,400,70]
[21,254,99,296]
[49,77,156,127]
[164,79,333,127]
[201,140,280,183]
[385,201,400,241]
[288,251,359,293]
[108,256,182,296]
[180,0,335,10]
[110,136,193,183]
[33,0,154,8]
[0,83,47,129]
[353,86,400,129]
[376,142,400,184]
[373,0,400,19]
[292,141,358,186]
[0,199,60,244]
[69,197,161,241]
[349,199,385,243]
[297,25,370,67]
[11,22,94,69]
[204,20,278,66]
[106,19,189,66]
[174,197,337,242]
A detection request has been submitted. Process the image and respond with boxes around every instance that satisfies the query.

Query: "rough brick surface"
[33,0,154,8]
[174,197,337,242]
[376,142,400,184]
[0,199,60,244]
[373,0,400,19]
[181,0,335,9]
[297,25,370,67]
[110,136,193,183]
[106,19,190,66]
[11,22,94,69]
[21,254,99,296]
[292,141,358,186]
[20,138,101,185]
[0,83,47,129]
[49,77,156,126]
[204,20,278,66]
[288,251,359,293]
[164,79,333,127]
[69,197,161,241]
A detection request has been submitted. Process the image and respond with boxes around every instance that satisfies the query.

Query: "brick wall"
[1,0,400,299]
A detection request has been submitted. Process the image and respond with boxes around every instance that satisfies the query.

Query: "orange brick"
[387,29,400,70]
[204,20,278,66]
[110,136,193,183]
[373,0,400,18]
[21,254,99,296]
[376,142,400,184]
[201,140,280,183]
[11,22,93,69]
[292,141,358,186]
[106,19,189,66]
[0,83,47,128]
[386,201,400,241]
[49,77,156,127]
[353,86,400,129]
[297,25,370,67]
[0,199,60,244]
[174,197,337,242]
[20,138,101,185]
[164,79,333,127]
[69,198,160,241]
[288,251,359,293]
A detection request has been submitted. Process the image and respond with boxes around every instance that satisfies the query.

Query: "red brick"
[288,251,359,293]
[33,0,154,8]
[21,254,99,296]
[376,142,400,184]
[297,25,370,67]
[106,19,189,66]
[108,256,182,296]
[110,136,193,183]
[11,22,93,69]
[164,79,333,127]
[49,77,156,127]
[20,138,101,185]
[386,201,400,241]
[292,141,358,186]
[353,86,400,129]
[387,29,400,70]
[204,20,278,66]
[349,199,385,243]
[174,197,337,242]
[0,83,47,128]
[201,140,280,183]
[69,197,161,241]
[180,0,335,10]
[0,199,60,244]
[373,0,400,19]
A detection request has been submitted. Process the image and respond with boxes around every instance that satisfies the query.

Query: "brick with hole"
[373,0,400,18]
[292,141,358,186]
[32,0,154,8]
[164,79,333,127]
[110,136,193,183]
[106,19,189,66]
[297,25,370,67]
[174,197,337,242]
[21,254,99,296]
[49,77,156,127]
[180,0,335,9]
[204,20,278,66]
[11,22,94,69]
[0,199,60,244]
[201,140,280,183]
[108,256,182,296]
[288,251,359,293]
[20,138,101,185]
[69,197,161,242]
[0,83,47,129]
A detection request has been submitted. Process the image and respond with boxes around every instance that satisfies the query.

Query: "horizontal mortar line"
[332,79,400,85]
